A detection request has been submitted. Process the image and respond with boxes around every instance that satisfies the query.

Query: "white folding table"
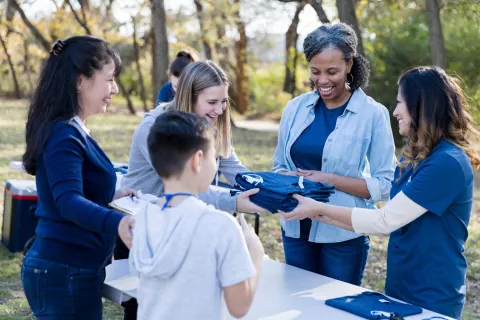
[102,258,453,320]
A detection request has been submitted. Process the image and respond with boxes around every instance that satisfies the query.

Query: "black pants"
[114,236,138,320]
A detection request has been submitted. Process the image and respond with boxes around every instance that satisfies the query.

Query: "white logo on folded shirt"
[242,174,263,186]
[371,311,394,317]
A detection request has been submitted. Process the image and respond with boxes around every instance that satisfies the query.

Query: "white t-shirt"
[130,197,256,320]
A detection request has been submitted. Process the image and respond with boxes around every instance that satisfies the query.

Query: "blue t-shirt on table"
[156,82,175,105]
[291,97,349,171]
[386,140,473,319]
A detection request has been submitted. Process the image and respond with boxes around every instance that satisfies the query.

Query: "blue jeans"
[21,248,106,320]
[282,219,370,285]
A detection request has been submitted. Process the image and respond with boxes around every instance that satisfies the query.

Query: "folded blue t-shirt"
[325,292,423,319]
[232,172,335,213]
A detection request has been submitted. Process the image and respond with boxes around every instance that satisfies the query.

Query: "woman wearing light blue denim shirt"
[273,23,396,285]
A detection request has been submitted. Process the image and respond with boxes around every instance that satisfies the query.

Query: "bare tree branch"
[50,0,60,10]
[132,16,148,112]
[308,0,330,23]
[193,0,213,60]
[9,0,51,51]
[65,0,92,34]
[0,30,21,98]
[284,2,306,95]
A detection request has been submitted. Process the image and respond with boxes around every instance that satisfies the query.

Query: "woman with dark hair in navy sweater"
[156,50,198,104]
[21,36,135,320]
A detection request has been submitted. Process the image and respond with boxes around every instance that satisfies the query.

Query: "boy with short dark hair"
[130,110,264,319]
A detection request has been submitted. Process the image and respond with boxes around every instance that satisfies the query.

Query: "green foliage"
[247,63,293,117]
[360,2,431,111]
[359,0,480,119]
[442,3,480,109]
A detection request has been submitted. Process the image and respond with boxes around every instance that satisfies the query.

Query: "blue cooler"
[2,180,38,252]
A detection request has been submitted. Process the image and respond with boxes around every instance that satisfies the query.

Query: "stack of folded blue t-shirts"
[325,291,423,319]
[231,172,335,213]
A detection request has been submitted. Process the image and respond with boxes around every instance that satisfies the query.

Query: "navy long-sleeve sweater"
[32,119,125,268]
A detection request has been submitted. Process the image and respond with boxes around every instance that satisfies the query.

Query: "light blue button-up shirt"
[272,88,396,243]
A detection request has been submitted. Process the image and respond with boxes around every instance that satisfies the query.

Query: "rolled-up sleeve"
[272,103,292,173]
[364,107,396,202]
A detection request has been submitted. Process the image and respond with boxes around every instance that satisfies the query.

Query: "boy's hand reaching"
[237,214,264,263]
[236,188,268,213]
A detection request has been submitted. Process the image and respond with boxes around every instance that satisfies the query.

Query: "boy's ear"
[190,149,204,173]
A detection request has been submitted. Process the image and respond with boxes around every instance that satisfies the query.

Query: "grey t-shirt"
[130,197,256,320]
[121,106,248,212]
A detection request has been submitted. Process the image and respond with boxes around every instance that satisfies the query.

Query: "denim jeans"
[21,248,106,320]
[282,219,370,285]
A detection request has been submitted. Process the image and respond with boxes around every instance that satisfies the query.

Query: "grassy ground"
[0,99,479,319]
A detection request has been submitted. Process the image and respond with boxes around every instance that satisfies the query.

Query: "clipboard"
[109,193,159,215]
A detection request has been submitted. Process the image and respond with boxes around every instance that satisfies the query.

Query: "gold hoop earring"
[347,73,354,84]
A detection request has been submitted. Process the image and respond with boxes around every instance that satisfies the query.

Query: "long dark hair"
[398,66,480,171]
[170,50,198,77]
[22,36,121,175]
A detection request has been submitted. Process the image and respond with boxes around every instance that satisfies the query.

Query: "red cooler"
[2,180,38,252]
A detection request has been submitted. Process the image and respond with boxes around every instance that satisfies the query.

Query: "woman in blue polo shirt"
[273,23,396,285]
[279,66,479,319]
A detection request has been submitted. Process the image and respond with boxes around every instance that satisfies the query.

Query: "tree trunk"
[309,0,330,23]
[10,0,51,52]
[132,17,149,112]
[116,77,136,115]
[0,33,21,98]
[193,0,214,60]
[215,12,230,69]
[24,38,34,95]
[150,0,169,104]
[425,0,447,68]
[232,0,248,114]
[335,0,364,55]
[284,2,305,95]
[6,0,16,21]
[79,0,90,12]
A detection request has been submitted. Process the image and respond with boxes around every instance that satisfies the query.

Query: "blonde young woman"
[117,60,264,320]
[122,60,262,212]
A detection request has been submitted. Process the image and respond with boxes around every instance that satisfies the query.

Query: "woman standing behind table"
[21,36,135,320]
[156,50,198,104]
[273,23,396,285]
[279,66,478,319]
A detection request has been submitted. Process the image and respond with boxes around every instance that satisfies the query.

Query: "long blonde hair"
[163,61,231,158]
[397,66,480,173]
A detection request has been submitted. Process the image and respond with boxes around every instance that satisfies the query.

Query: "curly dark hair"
[303,23,370,90]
